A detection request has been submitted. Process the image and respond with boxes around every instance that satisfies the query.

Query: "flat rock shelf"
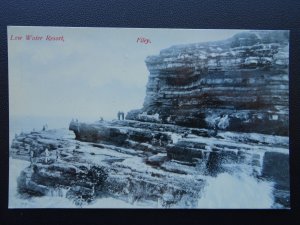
[10,30,289,208]
[10,119,289,208]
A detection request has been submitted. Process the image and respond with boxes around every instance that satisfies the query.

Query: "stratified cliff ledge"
[10,30,290,208]
[127,31,289,135]
[11,121,290,208]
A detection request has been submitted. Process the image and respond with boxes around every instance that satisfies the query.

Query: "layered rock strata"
[11,120,290,208]
[10,30,290,208]
[127,31,289,135]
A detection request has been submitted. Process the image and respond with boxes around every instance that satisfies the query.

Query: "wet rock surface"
[11,120,289,208]
[262,152,290,208]
[10,31,289,208]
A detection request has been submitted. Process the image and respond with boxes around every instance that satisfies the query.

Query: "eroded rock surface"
[11,120,289,208]
[10,30,290,208]
[127,31,289,135]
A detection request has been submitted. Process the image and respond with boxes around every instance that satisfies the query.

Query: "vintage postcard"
[8,26,289,208]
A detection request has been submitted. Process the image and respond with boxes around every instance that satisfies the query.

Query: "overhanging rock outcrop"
[10,30,290,208]
[127,31,289,135]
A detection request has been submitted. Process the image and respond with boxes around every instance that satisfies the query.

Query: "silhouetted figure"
[42,124,48,131]
[118,111,125,120]
[99,117,104,122]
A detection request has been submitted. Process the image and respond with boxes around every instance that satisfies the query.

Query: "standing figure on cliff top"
[117,111,125,120]
[120,112,125,120]
[45,148,49,164]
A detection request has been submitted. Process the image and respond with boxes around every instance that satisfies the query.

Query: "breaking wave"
[197,172,274,208]
[9,158,274,208]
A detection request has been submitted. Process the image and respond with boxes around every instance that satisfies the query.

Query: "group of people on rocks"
[29,111,128,165]
[100,111,127,121]
[71,111,126,123]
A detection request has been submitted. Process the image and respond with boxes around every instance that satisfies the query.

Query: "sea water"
[8,115,275,208]
[8,157,140,208]
[9,156,274,208]
[197,172,274,208]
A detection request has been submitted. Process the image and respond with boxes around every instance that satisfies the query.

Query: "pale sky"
[8,26,243,121]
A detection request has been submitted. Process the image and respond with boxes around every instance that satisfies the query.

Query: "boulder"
[146,153,168,166]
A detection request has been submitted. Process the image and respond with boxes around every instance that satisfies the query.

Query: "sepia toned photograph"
[8,26,289,208]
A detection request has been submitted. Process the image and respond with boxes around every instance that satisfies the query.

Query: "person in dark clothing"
[120,112,125,120]
[118,111,125,120]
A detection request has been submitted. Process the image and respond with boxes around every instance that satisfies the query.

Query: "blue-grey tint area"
[8,27,242,122]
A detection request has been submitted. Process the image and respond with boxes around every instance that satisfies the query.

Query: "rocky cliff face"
[10,30,290,208]
[127,31,289,135]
